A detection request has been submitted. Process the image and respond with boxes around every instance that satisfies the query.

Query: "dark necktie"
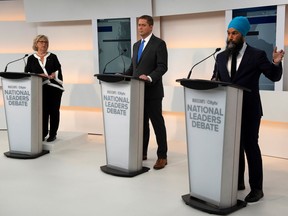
[231,52,238,79]
[137,40,145,63]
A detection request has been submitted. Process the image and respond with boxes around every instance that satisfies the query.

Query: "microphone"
[4,54,29,72]
[187,48,221,79]
[103,49,127,73]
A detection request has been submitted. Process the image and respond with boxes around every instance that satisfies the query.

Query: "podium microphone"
[4,54,29,72]
[187,48,221,79]
[103,49,127,73]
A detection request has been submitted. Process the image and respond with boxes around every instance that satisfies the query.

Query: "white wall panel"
[62,83,102,107]
[153,0,288,16]
[0,21,37,74]
[161,12,225,49]
[0,21,37,54]
[54,50,95,84]
[0,0,25,21]
[260,91,288,122]
[23,0,152,22]
[161,12,226,87]
[36,21,93,51]
[163,86,184,112]
[60,108,104,134]
[165,48,222,86]
[260,121,288,159]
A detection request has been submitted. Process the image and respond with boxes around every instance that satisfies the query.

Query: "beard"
[226,37,244,54]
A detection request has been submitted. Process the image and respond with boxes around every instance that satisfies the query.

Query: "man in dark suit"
[212,16,285,202]
[125,15,168,170]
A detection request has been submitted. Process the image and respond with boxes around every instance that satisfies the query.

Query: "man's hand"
[139,74,151,82]
[273,47,285,64]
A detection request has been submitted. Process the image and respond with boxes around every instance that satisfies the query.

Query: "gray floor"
[0,130,287,216]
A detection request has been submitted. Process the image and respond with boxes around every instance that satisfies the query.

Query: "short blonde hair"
[32,35,49,51]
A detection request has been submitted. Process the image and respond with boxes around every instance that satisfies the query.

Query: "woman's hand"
[48,72,55,79]
[39,73,48,78]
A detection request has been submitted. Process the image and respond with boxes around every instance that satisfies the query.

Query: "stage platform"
[0,130,288,216]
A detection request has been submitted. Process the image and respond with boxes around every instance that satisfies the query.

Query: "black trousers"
[238,114,263,191]
[42,85,63,138]
[143,98,168,159]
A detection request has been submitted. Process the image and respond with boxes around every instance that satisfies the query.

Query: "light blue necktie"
[137,40,145,63]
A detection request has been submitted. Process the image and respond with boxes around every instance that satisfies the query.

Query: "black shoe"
[143,155,147,160]
[238,183,245,190]
[47,136,56,142]
[245,190,264,203]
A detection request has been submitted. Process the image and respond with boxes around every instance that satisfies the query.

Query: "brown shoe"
[153,158,167,170]
[143,155,147,160]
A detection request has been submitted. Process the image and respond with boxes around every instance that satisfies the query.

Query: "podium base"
[182,194,247,215]
[4,150,50,159]
[100,165,150,177]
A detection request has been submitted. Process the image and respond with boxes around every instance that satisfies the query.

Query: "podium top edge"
[176,78,250,91]
[94,73,146,83]
[0,72,42,79]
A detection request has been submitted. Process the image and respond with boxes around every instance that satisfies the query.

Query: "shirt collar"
[34,52,50,59]
[141,33,152,43]
[238,42,247,57]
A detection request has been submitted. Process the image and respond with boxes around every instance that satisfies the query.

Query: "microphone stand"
[103,49,127,73]
[187,48,221,79]
[4,54,29,72]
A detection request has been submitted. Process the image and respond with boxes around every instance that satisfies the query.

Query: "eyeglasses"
[38,41,48,44]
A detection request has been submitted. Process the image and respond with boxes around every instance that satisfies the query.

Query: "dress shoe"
[47,136,56,142]
[245,190,264,203]
[153,158,167,170]
[238,183,245,190]
[143,155,147,160]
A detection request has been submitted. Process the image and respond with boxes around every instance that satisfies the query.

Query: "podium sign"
[96,74,149,177]
[0,72,49,159]
[177,79,247,214]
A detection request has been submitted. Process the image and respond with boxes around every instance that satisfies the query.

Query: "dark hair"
[138,15,154,26]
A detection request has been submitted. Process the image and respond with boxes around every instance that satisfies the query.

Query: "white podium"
[177,79,247,214]
[0,72,49,159]
[95,74,149,177]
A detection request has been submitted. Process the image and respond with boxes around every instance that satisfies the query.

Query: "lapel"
[136,34,155,64]
[236,45,250,73]
[219,50,231,81]
[233,45,251,80]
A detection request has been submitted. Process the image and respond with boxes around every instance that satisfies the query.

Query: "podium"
[0,72,49,159]
[177,79,247,214]
[95,74,150,177]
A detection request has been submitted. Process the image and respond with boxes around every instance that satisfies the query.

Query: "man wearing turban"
[212,16,285,203]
